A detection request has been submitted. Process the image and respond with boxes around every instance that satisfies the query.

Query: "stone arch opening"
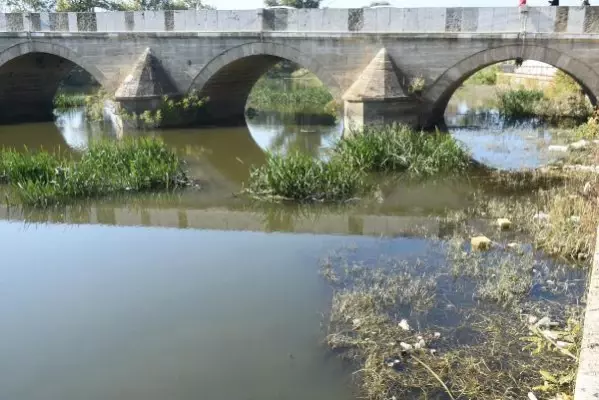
[188,42,341,126]
[424,44,599,127]
[0,42,105,125]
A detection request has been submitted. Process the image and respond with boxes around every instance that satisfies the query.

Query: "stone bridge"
[2,6,599,128]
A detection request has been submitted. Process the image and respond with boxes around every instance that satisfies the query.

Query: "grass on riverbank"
[244,125,473,202]
[469,168,599,262]
[493,71,592,121]
[0,138,188,207]
[246,75,338,123]
[496,88,545,118]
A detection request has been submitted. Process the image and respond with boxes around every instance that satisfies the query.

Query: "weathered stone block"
[445,8,461,32]
[348,8,364,32]
[49,13,68,31]
[554,7,569,32]
[584,7,599,33]
[77,13,97,32]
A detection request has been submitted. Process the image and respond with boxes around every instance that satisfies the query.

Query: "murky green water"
[0,89,585,400]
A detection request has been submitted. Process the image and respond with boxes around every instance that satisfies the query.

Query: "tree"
[6,0,56,12]
[9,0,213,12]
[126,0,213,10]
[264,0,320,8]
[55,0,131,11]
[367,1,390,6]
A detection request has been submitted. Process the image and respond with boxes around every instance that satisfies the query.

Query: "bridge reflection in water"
[0,204,447,238]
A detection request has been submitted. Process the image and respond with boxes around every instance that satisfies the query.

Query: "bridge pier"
[342,48,420,132]
[114,48,182,127]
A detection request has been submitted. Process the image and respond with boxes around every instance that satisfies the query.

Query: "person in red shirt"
[519,0,528,33]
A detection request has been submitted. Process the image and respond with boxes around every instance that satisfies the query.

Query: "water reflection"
[248,113,342,157]
[0,220,354,400]
[446,91,567,170]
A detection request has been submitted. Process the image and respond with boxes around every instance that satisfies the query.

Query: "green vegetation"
[83,90,206,128]
[7,0,214,13]
[244,152,368,202]
[408,75,426,95]
[121,91,206,128]
[478,69,592,121]
[0,138,188,207]
[53,93,87,109]
[496,88,545,118]
[322,245,583,400]
[336,125,472,176]
[573,109,599,139]
[244,124,473,202]
[466,64,501,85]
[264,0,320,8]
[247,74,338,123]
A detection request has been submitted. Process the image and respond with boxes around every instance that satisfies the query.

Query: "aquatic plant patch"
[0,138,188,207]
[244,152,369,202]
[334,124,473,176]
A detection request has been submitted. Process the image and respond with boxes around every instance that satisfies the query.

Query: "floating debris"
[496,218,512,230]
[398,319,411,331]
[471,236,492,251]
[400,342,413,352]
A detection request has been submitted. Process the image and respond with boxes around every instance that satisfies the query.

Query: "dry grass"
[471,169,599,261]
[321,247,584,400]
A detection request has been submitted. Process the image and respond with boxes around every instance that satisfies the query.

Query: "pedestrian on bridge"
[519,0,528,33]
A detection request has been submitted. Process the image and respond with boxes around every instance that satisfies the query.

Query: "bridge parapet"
[0,7,598,34]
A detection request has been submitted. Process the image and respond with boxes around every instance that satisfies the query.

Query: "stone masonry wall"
[1,7,599,34]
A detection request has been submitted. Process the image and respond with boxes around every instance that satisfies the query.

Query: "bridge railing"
[0,7,597,34]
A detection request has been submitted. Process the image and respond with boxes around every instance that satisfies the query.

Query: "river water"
[0,90,584,400]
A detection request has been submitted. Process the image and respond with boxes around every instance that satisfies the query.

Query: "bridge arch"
[188,42,342,125]
[0,41,106,124]
[423,44,599,126]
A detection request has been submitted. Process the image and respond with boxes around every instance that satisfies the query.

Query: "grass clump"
[335,124,472,176]
[53,93,87,109]
[244,152,368,202]
[0,138,188,207]
[497,88,544,118]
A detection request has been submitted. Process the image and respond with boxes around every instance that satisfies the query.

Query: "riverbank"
[458,67,592,123]
[575,228,599,399]
[318,157,596,399]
